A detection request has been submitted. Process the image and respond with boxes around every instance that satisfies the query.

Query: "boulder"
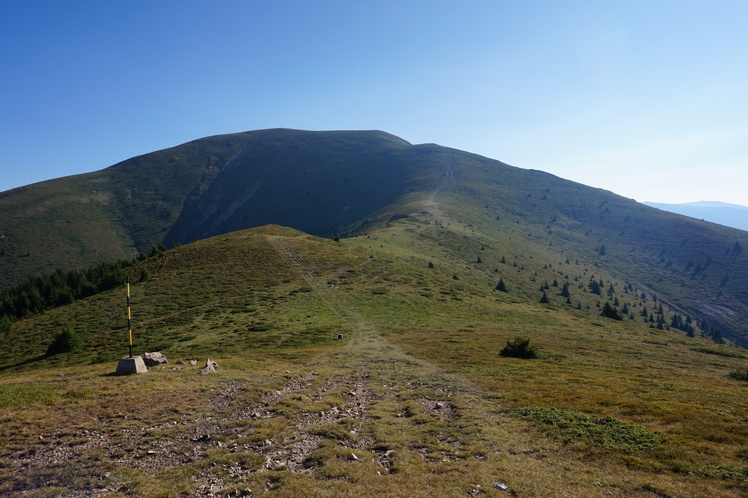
[142,351,168,367]
[201,359,218,375]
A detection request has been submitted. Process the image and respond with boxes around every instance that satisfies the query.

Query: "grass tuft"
[0,383,58,408]
[515,405,663,452]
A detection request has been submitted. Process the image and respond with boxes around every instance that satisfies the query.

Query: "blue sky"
[2,0,747,205]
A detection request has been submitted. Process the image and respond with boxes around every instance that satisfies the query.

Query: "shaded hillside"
[0,130,412,288]
[1,227,746,496]
[163,129,418,243]
[0,129,747,346]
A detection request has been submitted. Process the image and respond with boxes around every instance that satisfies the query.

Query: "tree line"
[0,245,166,329]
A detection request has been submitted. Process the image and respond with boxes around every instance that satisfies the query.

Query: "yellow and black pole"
[126,277,133,357]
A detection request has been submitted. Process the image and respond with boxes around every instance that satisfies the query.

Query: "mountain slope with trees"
[1,226,746,496]
[0,129,746,346]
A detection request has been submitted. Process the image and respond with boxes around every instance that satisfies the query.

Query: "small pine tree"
[495,278,507,292]
[0,315,12,335]
[600,302,623,321]
[539,291,550,304]
[428,261,435,269]
[500,337,539,359]
[46,327,84,356]
[560,282,570,298]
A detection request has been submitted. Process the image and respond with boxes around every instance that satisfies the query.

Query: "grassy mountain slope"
[1,225,746,496]
[1,128,746,347]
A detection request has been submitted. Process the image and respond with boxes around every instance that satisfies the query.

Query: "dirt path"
[257,236,485,471]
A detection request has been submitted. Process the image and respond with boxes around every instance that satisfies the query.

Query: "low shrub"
[46,328,84,356]
[728,369,748,382]
[516,405,663,452]
[500,337,539,359]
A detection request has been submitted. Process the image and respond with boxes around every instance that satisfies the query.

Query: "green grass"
[515,405,663,452]
[0,382,58,408]
[0,224,746,497]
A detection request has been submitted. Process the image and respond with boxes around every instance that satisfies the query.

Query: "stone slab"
[116,356,148,375]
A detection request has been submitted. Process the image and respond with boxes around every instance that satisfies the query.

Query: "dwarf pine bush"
[46,327,84,356]
[500,337,539,359]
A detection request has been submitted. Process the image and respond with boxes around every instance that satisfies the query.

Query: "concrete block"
[116,356,148,375]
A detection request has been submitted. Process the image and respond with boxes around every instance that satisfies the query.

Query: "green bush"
[516,405,663,452]
[500,337,539,359]
[46,327,84,356]
[728,369,748,382]
[0,315,12,335]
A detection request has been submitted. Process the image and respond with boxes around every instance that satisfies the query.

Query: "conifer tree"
[601,302,623,320]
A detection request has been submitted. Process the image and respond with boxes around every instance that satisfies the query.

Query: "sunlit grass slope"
[0,223,746,496]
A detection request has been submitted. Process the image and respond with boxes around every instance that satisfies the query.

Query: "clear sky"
[2,0,747,205]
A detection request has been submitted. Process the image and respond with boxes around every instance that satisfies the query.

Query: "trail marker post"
[127,277,133,358]
[115,276,147,375]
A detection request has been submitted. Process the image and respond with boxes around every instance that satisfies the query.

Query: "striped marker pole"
[126,278,133,357]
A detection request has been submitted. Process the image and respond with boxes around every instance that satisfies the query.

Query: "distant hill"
[644,201,748,232]
[0,129,747,347]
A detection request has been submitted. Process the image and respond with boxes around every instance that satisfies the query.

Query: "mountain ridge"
[1,128,747,347]
[644,201,748,232]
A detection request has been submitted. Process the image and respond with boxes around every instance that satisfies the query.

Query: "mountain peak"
[1,129,747,348]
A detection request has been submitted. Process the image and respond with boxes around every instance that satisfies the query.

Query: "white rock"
[142,352,168,367]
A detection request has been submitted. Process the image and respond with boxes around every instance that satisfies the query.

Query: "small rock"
[189,359,198,366]
[201,359,218,375]
[142,351,168,367]
[350,453,359,461]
